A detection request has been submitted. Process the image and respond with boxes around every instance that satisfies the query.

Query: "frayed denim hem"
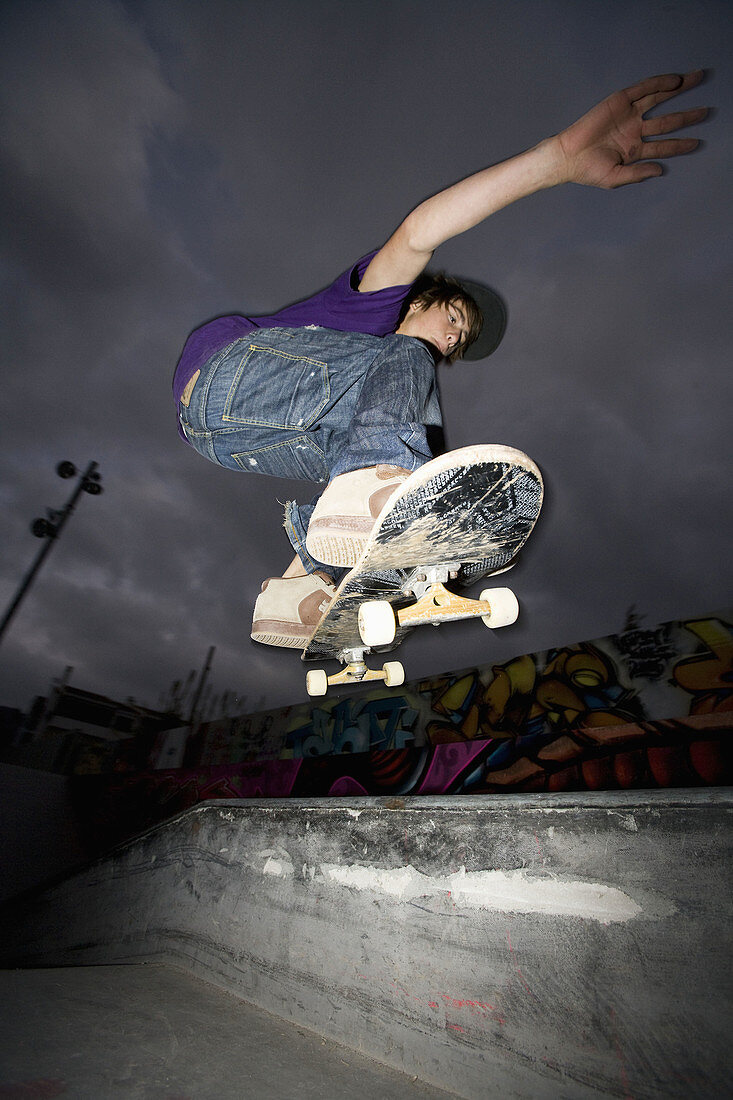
[283,500,343,583]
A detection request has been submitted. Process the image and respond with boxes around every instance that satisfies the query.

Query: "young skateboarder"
[173,71,707,647]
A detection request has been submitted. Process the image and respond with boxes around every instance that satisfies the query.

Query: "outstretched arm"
[359,70,708,292]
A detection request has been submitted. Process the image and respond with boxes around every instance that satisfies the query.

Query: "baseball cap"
[457,279,507,360]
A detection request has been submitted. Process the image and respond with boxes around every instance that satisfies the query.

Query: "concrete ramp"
[2,791,731,1098]
[0,964,451,1098]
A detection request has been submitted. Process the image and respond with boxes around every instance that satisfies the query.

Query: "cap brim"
[456,280,507,360]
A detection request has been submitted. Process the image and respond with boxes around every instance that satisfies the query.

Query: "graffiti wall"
[162,612,733,764]
[73,613,732,850]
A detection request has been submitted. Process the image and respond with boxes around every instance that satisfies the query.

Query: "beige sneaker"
[251,573,336,648]
[305,464,412,567]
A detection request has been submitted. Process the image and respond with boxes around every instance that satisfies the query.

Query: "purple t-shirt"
[172,251,413,406]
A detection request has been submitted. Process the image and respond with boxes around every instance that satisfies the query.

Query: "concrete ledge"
[2,791,731,1098]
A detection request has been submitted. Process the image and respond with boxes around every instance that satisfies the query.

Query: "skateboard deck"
[301,444,543,695]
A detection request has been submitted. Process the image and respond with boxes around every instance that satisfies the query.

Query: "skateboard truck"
[305,570,520,697]
[403,562,463,599]
[305,647,405,698]
[358,564,520,648]
[301,447,542,700]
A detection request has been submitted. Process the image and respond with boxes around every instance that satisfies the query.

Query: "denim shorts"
[178,325,441,484]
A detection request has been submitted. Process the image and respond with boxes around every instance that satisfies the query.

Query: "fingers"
[608,162,664,188]
[607,136,701,186]
[632,69,705,115]
[642,107,708,137]
[635,137,701,162]
[626,71,707,167]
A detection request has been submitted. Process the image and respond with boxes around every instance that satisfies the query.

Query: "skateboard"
[301,444,544,696]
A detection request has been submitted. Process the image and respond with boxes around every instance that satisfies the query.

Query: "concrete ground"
[3,793,730,1098]
[0,963,454,1099]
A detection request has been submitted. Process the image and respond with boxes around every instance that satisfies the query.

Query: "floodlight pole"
[0,461,103,647]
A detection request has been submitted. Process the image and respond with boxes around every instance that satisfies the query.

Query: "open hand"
[556,70,708,188]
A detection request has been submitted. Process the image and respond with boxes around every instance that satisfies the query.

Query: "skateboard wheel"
[383,661,405,687]
[306,669,329,697]
[358,600,397,647]
[479,587,519,629]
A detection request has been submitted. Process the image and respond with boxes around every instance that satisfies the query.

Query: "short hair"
[400,273,483,363]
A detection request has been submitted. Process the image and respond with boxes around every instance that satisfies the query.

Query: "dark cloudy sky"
[1,0,730,716]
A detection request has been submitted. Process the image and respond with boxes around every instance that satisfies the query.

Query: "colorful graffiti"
[69,613,732,850]
[138,614,733,772]
[415,616,732,793]
[286,695,420,757]
[72,710,731,854]
[671,619,733,714]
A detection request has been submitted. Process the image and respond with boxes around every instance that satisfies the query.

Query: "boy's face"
[396,299,470,359]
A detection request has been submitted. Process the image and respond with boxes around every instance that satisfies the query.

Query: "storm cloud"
[1,0,730,714]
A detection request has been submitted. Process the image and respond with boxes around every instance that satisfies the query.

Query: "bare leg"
[281,554,334,585]
[282,554,307,578]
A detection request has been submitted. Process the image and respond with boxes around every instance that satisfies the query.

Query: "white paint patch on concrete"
[262,857,294,877]
[259,849,295,878]
[613,813,639,832]
[217,810,241,825]
[318,863,642,924]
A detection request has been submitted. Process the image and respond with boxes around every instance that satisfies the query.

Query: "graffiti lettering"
[286,696,419,757]
[617,622,676,681]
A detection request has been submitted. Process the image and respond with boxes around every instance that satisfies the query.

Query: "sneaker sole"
[251,621,314,648]
[305,529,373,570]
[307,445,542,568]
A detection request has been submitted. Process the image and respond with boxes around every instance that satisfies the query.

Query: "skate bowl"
[1,790,731,1098]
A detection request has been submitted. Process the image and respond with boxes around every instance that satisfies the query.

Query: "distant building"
[5,680,180,775]
[0,706,24,746]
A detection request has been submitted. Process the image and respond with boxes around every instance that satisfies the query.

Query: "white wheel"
[479,587,519,629]
[383,661,405,687]
[358,600,396,647]
[306,669,328,697]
